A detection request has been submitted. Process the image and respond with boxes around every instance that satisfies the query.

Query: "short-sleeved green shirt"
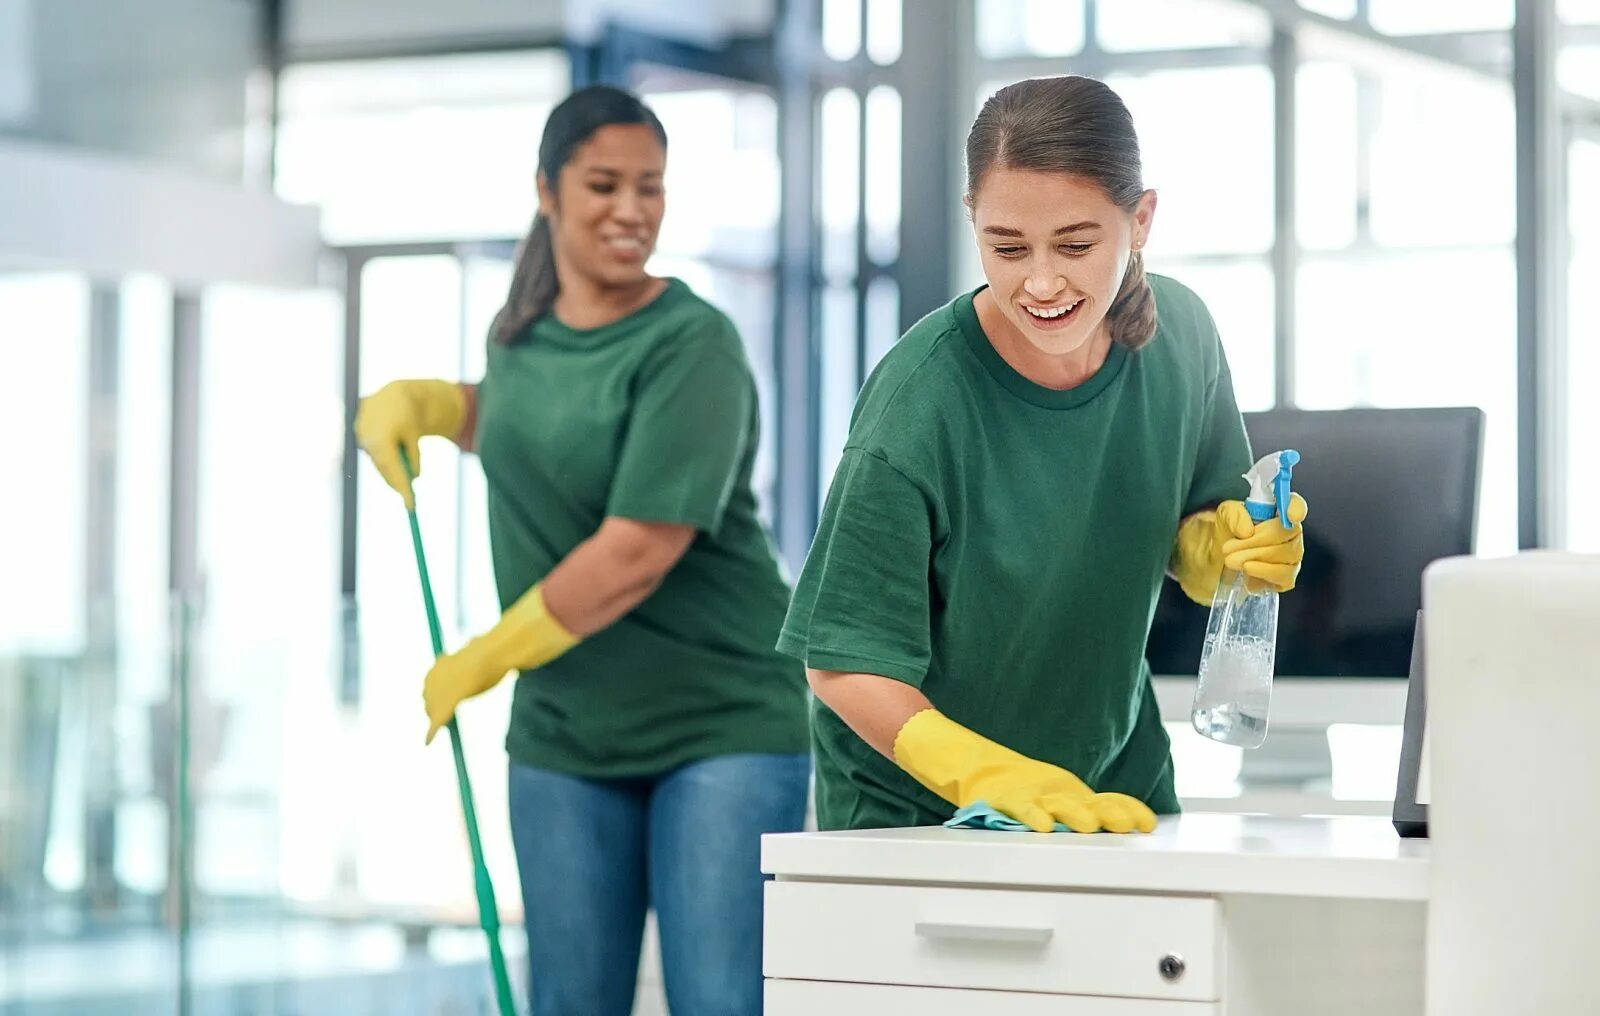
[477,278,808,778]
[777,274,1253,830]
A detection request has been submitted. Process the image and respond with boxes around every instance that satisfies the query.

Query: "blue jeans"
[508,753,811,1016]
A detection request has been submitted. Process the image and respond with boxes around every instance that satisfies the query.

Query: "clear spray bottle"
[1190,449,1300,749]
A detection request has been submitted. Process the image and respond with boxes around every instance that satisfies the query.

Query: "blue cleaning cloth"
[944,801,1073,833]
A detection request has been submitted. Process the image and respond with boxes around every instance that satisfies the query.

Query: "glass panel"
[0,273,89,656]
[864,86,902,267]
[1567,139,1600,551]
[1368,0,1512,34]
[823,0,863,60]
[819,87,862,283]
[1296,251,1517,555]
[646,88,780,267]
[1297,62,1359,250]
[275,51,569,243]
[1150,261,1276,412]
[866,0,903,64]
[113,276,173,912]
[1558,45,1600,101]
[864,275,901,375]
[351,255,476,910]
[0,271,96,1008]
[1561,0,1600,22]
[819,285,860,506]
[1369,70,1514,247]
[116,277,173,660]
[1097,0,1271,52]
[975,0,1086,58]
[1107,67,1275,256]
[196,283,342,922]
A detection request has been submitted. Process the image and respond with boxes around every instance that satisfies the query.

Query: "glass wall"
[815,0,906,509]
[275,51,570,244]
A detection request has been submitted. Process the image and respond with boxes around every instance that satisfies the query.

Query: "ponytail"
[1106,249,1157,350]
[490,214,557,345]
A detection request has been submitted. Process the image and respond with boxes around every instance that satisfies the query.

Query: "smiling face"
[969,165,1156,362]
[539,122,667,292]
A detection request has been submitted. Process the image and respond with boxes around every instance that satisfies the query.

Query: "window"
[866,0,903,64]
[0,273,89,655]
[275,51,569,244]
[823,0,863,60]
[198,283,343,900]
[1368,0,1512,35]
[1368,71,1514,247]
[1097,0,1270,52]
[1297,62,1360,250]
[1107,66,1276,256]
[1296,250,1518,554]
[976,0,1086,58]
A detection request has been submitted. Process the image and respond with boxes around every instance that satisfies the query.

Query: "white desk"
[763,815,1428,1015]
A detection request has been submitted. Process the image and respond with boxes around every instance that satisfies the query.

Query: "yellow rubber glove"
[1170,492,1309,604]
[353,379,468,510]
[423,584,579,744]
[891,709,1158,834]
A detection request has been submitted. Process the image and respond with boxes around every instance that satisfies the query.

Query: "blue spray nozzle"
[1273,449,1300,528]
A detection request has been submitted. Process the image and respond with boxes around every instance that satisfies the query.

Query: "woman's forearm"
[807,669,933,760]
[539,517,696,636]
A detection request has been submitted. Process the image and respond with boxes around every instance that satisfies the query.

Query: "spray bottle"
[1191,449,1300,748]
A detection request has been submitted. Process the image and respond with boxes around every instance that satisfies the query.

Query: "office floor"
[0,916,680,1016]
[0,920,526,1016]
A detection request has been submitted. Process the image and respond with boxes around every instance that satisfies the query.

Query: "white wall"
[0,140,321,289]
[286,0,777,54]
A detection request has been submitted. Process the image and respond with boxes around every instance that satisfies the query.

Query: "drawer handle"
[914,921,1055,945]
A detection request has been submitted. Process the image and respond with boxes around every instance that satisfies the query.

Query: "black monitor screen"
[1146,407,1483,679]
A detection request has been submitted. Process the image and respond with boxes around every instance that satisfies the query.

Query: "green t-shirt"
[776,274,1253,829]
[477,278,808,778]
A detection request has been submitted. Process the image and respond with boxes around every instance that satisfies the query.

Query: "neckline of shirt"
[532,276,689,345]
[950,286,1131,410]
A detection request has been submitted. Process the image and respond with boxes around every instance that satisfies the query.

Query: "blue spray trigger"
[1274,449,1300,528]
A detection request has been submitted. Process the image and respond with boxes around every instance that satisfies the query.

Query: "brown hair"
[490,85,668,345]
[965,76,1157,349]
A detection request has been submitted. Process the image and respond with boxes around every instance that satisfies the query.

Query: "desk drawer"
[766,980,1222,1015]
[765,881,1221,1001]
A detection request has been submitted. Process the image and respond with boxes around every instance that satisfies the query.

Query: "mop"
[399,449,518,1016]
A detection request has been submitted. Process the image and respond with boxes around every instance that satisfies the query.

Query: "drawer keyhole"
[1159,953,1186,982]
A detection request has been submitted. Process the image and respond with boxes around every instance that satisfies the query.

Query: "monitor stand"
[1237,726,1333,789]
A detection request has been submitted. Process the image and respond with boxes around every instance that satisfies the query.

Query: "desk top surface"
[763,814,1429,901]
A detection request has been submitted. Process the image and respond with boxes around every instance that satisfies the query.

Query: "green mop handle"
[399,449,518,1016]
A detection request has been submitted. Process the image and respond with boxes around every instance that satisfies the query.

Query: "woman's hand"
[892,709,1158,834]
[1171,493,1309,603]
[353,379,469,509]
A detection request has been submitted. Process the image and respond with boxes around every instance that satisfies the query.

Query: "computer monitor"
[1146,407,1484,681]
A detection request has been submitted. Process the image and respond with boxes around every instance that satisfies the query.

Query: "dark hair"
[965,76,1157,350]
[490,85,668,345]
